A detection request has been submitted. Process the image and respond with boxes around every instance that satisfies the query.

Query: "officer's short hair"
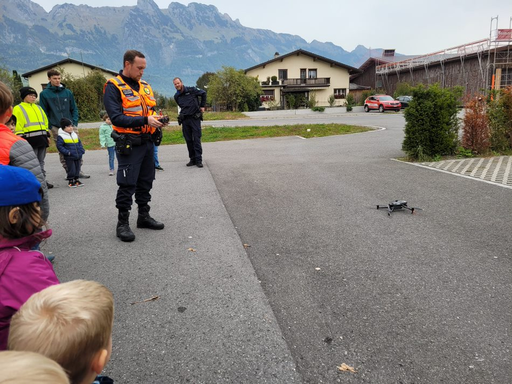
[123,50,145,66]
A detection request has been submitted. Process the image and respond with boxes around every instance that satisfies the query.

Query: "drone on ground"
[376,200,422,216]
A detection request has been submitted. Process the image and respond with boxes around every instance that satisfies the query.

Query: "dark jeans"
[65,157,81,180]
[115,139,155,211]
[182,117,202,162]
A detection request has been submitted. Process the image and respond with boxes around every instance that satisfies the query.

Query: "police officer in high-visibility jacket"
[103,50,167,242]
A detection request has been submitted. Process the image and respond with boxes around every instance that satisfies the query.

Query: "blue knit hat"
[0,165,41,207]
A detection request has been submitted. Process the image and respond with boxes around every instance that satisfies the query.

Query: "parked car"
[396,95,413,108]
[364,95,401,112]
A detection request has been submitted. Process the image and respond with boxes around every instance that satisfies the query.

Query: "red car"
[364,95,401,112]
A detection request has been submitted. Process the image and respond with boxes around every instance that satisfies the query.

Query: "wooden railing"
[281,77,330,86]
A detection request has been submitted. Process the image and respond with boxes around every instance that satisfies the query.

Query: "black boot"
[137,205,164,230]
[117,210,135,242]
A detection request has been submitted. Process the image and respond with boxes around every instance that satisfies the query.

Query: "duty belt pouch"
[177,114,183,125]
[152,128,163,146]
[193,112,203,121]
[115,134,132,155]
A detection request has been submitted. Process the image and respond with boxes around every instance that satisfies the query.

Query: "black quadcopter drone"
[376,200,422,216]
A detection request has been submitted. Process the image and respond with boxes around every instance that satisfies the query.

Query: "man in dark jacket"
[39,69,90,178]
[173,77,206,168]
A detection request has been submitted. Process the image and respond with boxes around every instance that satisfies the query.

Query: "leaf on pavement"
[188,248,196,252]
[337,363,357,373]
[243,244,250,248]
[130,296,160,305]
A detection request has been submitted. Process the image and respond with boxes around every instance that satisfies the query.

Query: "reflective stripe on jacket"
[12,103,49,136]
[105,76,157,135]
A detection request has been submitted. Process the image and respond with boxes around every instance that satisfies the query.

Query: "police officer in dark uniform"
[173,77,206,168]
[104,50,166,242]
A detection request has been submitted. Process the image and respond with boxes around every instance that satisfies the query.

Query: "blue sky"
[33,0,512,55]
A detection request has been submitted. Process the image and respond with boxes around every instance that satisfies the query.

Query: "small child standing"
[56,117,85,188]
[98,113,116,176]
[0,165,59,350]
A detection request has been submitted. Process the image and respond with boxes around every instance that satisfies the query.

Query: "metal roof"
[21,57,118,78]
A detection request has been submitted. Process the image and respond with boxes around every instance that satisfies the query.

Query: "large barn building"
[352,24,512,98]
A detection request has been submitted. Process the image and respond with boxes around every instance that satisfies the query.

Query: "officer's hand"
[200,107,205,113]
[148,115,163,128]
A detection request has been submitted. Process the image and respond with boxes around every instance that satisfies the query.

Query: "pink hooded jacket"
[0,229,59,350]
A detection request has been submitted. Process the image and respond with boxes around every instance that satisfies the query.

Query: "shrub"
[61,69,107,122]
[328,94,335,107]
[402,84,462,160]
[285,94,295,109]
[361,90,375,105]
[393,82,413,98]
[311,106,325,112]
[461,95,490,155]
[487,86,512,152]
[308,92,317,108]
[346,93,355,112]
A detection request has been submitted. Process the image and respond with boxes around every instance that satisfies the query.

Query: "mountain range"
[0,0,388,95]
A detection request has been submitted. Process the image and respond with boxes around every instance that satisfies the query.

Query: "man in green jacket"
[39,69,90,178]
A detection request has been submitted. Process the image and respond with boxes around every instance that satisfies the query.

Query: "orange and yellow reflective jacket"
[106,76,157,135]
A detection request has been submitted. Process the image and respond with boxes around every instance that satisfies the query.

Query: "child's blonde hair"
[0,81,13,116]
[8,280,114,384]
[0,351,70,384]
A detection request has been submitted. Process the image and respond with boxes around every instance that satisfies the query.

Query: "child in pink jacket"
[0,165,59,350]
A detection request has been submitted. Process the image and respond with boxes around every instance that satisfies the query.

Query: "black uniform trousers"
[182,116,202,162]
[115,139,155,211]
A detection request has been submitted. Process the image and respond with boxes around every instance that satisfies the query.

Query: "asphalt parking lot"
[47,111,511,383]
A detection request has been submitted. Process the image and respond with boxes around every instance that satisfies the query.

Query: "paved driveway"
[49,112,511,383]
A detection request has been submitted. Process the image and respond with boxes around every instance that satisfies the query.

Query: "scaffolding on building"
[490,16,512,90]
[375,17,512,92]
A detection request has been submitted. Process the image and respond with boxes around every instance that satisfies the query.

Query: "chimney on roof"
[274,52,280,58]
[382,49,395,57]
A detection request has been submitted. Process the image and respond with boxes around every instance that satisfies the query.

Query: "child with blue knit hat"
[0,164,59,350]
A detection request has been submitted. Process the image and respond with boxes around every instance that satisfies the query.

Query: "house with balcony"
[245,49,360,109]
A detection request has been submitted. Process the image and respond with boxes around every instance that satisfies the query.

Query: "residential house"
[245,49,360,109]
[21,58,118,97]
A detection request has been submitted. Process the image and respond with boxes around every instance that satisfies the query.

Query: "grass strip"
[48,123,373,152]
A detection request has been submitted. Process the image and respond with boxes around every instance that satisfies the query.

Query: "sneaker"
[155,165,164,171]
[68,181,77,188]
[186,160,196,166]
[196,162,203,168]
[109,170,114,176]
[46,181,54,189]
[46,255,55,263]
[79,172,91,179]
[75,180,84,187]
